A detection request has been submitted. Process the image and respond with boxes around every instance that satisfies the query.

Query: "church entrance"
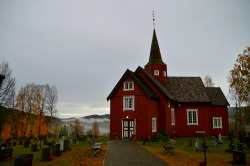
[122,119,135,138]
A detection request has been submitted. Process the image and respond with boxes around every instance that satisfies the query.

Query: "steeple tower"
[145,29,167,84]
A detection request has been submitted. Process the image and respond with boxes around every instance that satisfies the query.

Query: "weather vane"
[152,10,155,29]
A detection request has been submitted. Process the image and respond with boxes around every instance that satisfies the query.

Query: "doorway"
[123,119,135,138]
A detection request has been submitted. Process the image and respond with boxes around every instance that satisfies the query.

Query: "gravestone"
[42,146,51,161]
[237,143,244,152]
[13,142,16,147]
[233,150,246,165]
[24,141,29,148]
[19,140,22,145]
[63,140,69,152]
[218,134,222,144]
[195,139,199,150]
[59,140,64,151]
[31,143,37,152]
[229,144,236,151]
[212,140,217,147]
[0,148,13,162]
[52,143,60,157]
[14,154,33,166]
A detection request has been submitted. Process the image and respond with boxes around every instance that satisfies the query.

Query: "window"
[124,81,134,91]
[171,108,175,125]
[187,109,198,125]
[163,71,166,76]
[213,117,222,129]
[152,117,157,132]
[123,96,135,111]
[154,70,159,75]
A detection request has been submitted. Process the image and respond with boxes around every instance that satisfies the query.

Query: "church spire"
[147,29,165,65]
[145,29,167,84]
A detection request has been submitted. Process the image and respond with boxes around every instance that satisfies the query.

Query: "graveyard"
[1,134,250,165]
[0,136,108,166]
[137,136,250,166]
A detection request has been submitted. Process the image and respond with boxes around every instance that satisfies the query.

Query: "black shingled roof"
[206,87,230,106]
[165,77,211,103]
[107,69,160,101]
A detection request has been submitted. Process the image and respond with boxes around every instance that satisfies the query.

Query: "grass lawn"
[136,137,250,166]
[1,137,109,166]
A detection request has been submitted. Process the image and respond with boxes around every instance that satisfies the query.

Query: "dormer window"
[124,81,134,91]
[154,70,159,75]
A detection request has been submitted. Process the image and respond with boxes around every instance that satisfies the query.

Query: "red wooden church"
[107,29,229,140]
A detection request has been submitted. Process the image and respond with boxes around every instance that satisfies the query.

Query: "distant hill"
[83,114,110,119]
[60,114,110,134]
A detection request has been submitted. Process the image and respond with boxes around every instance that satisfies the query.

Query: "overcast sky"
[1,0,250,118]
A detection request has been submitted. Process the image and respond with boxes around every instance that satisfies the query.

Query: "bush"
[152,130,169,142]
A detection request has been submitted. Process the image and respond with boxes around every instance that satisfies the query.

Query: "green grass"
[137,136,250,165]
[1,137,109,166]
[142,136,250,154]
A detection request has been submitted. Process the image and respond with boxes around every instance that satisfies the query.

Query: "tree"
[0,61,16,108]
[229,47,250,133]
[203,75,214,87]
[92,121,100,136]
[229,47,250,104]
[73,119,83,136]
[45,85,58,131]
[15,87,27,137]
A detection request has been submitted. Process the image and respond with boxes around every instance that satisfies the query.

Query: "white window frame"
[154,70,159,75]
[213,117,222,129]
[187,109,198,125]
[124,81,134,91]
[163,71,166,76]
[123,96,135,111]
[171,108,175,125]
[152,117,157,132]
[168,100,170,108]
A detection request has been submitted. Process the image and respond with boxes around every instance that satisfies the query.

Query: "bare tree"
[203,75,215,87]
[37,85,48,140]
[0,61,16,108]
[46,85,58,131]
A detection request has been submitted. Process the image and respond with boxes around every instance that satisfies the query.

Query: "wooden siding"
[110,75,159,140]
[211,106,229,136]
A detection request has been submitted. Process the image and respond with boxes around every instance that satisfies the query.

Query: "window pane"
[129,82,133,89]
[125,98,128,108]
[188,111,192,123]
[218,119,221,127]
[193,111,196,123]
[214,119,217,127]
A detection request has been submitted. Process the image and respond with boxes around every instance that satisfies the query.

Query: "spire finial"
[152,10,155,29]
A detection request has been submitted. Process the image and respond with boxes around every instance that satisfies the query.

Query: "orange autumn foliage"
[0,112,49,141]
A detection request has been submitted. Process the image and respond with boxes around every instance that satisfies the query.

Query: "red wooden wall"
[110,76,159,140]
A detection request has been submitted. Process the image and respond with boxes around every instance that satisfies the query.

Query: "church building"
[107,29,229,139]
